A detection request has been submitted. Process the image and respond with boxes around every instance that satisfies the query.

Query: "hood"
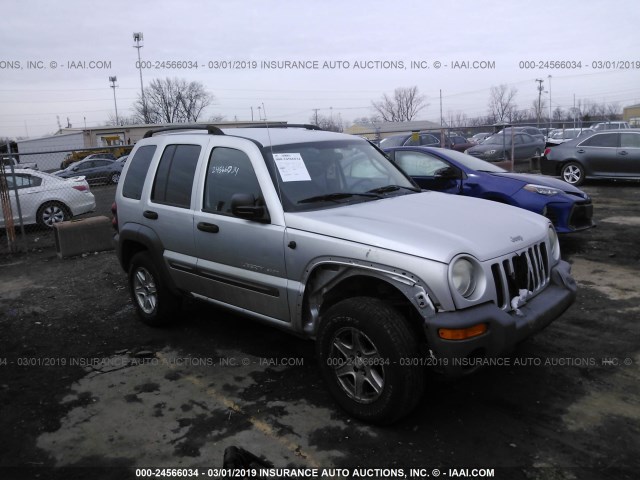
[285,192,549,263]
[491,172,587,195]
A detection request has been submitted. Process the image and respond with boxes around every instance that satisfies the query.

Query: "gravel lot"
[0,180,638,480]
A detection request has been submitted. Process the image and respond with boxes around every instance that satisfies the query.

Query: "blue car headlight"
[524,184,561,196]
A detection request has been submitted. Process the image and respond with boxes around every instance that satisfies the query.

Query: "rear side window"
[580,133,619,148]
[123,145,157,200]
[152,144,201,208]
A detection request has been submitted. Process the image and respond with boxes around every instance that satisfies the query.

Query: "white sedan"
[0,169,96,228]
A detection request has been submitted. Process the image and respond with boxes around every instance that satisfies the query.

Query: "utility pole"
[109,76,119,126]
[535,79,544,127]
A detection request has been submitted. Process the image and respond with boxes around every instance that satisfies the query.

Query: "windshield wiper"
[298,192,382,204]
[366,184,420,194]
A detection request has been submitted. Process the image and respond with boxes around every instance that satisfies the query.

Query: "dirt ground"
[0,180,638,480]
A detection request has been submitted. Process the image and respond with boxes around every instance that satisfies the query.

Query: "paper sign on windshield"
[272,153,312,182]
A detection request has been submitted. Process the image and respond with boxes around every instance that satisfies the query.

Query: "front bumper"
[424,260,576,375]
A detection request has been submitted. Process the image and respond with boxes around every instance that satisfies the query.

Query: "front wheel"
[128,252,180,326]
[316,297,425,424]
[561,162,585,186]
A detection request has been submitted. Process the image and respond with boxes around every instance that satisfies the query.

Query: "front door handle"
[197,222,219,233]
[618,150,628,156]
[576,149,585,153]
[143,210,158,220]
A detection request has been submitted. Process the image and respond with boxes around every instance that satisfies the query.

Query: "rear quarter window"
[122,145,157,200]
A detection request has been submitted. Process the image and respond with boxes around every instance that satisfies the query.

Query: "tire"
[561,162,585,186]
[110,172,121,184]
[316,297,425,424]
[128,251,180,326]
[36,202,69,228]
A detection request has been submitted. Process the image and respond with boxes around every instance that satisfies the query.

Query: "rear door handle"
[618,150,628,155]
[143,210,158,220]
[576,149,585,153]
[197,222,219,233]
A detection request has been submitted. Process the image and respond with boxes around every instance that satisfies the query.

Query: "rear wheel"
[36,202,69,228]
[316,297,425,424]
[128,252,180,326]
[110,172,121,184]
[561,162,585,186]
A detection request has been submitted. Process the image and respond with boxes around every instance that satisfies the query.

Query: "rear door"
[576,133,620,175]
[617,132,640,175]
[142,141,205,290]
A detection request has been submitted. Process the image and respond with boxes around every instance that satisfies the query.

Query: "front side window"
[580,133,619,148]
[203,148,263,215]
[395,151,449,176]
[151,144,201,208]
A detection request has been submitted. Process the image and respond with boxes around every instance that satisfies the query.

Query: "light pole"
[133,32,147,123]
[548,75,552,131]
[535,79,544,127]
[109,76,119,126]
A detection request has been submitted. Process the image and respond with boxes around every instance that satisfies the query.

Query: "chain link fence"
[1,144,130,255]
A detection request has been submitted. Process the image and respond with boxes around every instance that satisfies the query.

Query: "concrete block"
[53,216,114,258]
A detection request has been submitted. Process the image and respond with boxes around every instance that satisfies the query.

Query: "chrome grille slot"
[491,242,550,311]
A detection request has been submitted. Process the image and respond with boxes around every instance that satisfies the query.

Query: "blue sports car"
[383,146,594,233]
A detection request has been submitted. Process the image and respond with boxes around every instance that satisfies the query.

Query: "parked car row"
[382,146,594,234]
[0,169,95,228]
[541,129,640,185]
[379,132,473,152]
[54,156,128,185]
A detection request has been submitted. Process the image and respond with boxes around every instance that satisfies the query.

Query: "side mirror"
[434,166,461,180]
[231,193,269,222]
[72,166,79,171]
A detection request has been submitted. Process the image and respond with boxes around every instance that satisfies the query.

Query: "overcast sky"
[1,0,639,138]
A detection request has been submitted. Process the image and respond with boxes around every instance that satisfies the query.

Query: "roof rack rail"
[246,124,322,131]
[143,124,224,138]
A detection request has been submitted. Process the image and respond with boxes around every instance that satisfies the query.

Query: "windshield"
[481,134,509,145]
[379,135,407,148]
[267,140,418,211]
[439,149,507,173]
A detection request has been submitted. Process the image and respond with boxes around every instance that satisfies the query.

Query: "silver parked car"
[541,129,640,185]
[113,125,576,424]
[0,169,95,228]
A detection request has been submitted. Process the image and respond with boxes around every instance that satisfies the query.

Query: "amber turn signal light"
[438,323,488,340]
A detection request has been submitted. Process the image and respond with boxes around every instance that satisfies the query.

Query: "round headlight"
[548,226,560,261]
[452,258,476,298]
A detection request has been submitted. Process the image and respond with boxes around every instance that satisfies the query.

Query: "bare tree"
[310,113,343,132]
[352,115,382,126]
[448,111,469,128]
[133,78,214,124]
[372,86,427,122]
[488,84,518,123]
[552,107,566,122]
[105,113,141,126]
[531,98,548,125]
[605,102,621,120]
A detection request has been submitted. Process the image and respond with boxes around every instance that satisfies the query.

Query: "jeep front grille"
[491,242,549,310]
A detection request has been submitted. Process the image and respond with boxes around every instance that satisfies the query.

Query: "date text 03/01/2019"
[519,60,640,69]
